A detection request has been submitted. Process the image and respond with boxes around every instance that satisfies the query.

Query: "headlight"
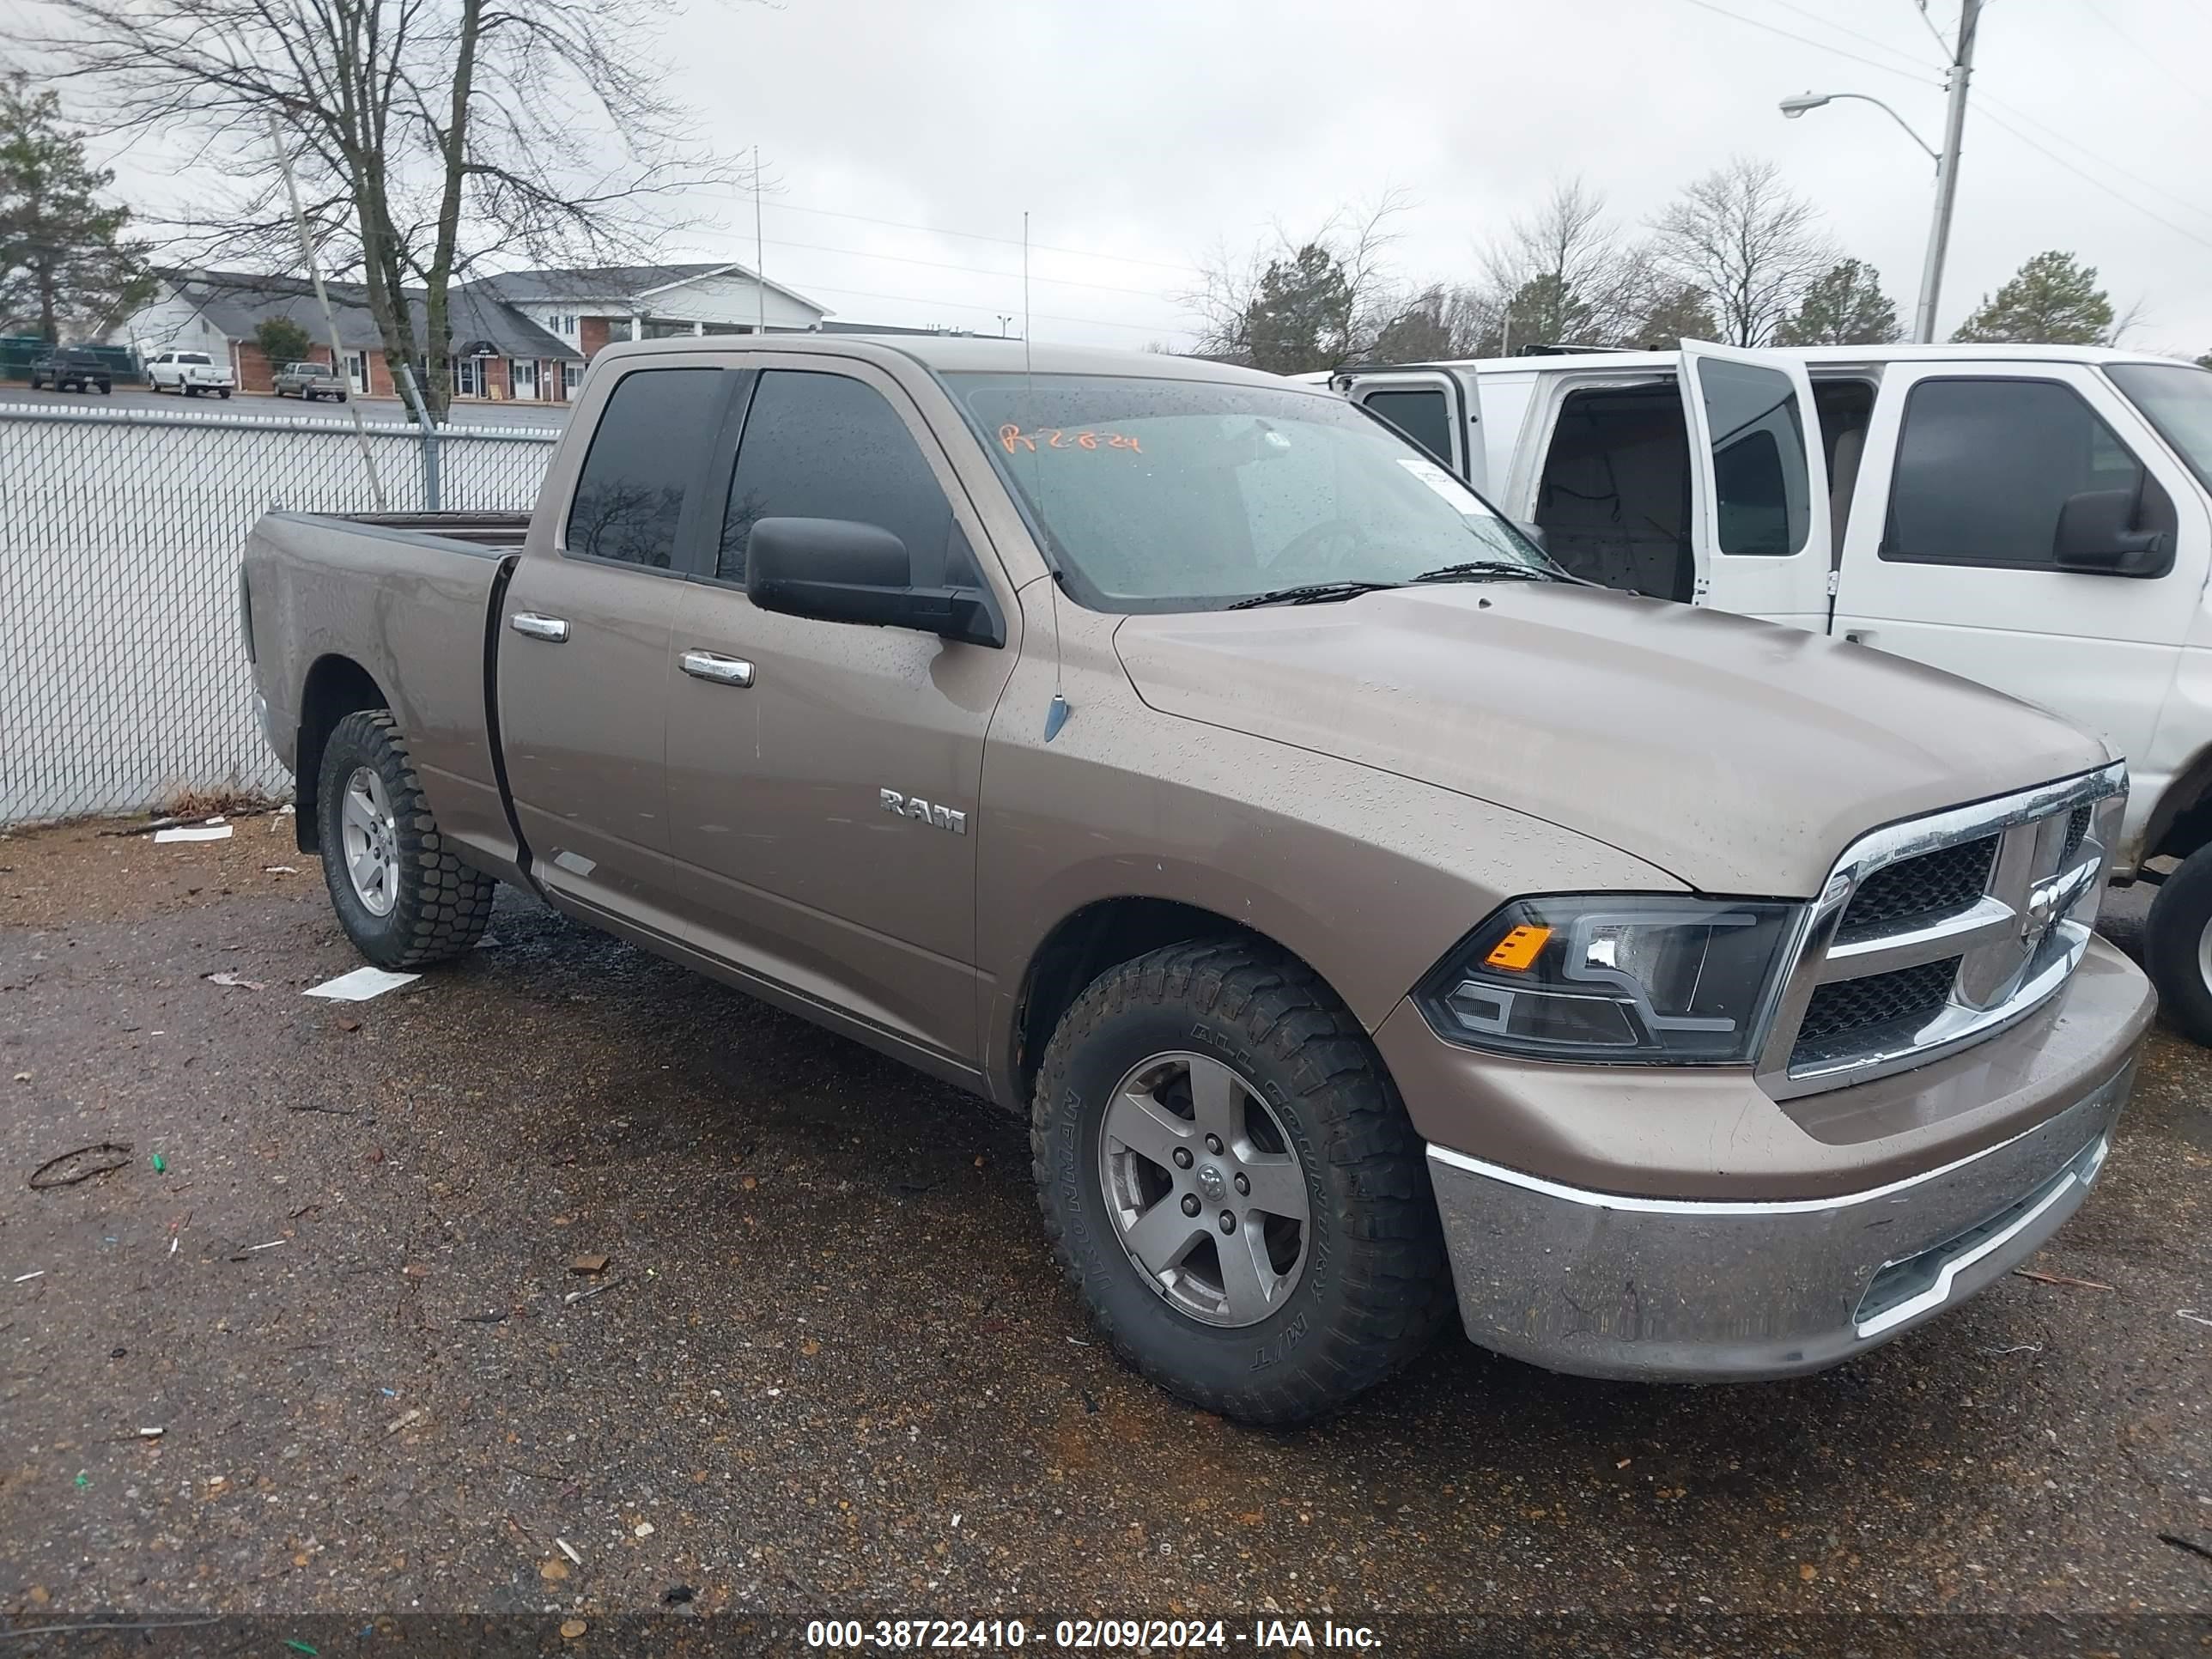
[1415,895,1805,1063]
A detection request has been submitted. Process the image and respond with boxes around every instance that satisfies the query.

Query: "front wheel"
[1031,939,1449,1425]
[316,709,495,969]
[2145,844,2212,1045]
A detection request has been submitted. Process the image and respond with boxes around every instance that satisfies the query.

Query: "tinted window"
[563,368,726,569]
[1885,380,2149,569]
[1360,388,1453,465]
[1695,358,1810,556]
[719,371,955,586]
[179,353,210,366]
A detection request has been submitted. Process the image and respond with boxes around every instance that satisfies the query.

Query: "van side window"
[562,367,726,569]
[718,370,962,587]
[1360,389,1453,467]
[1883,379,2164,571]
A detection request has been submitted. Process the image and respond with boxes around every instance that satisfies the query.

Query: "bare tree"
[32,0,747,416]
[1474,178,1644,349]
[1182,189,1413,371]
[1647,157,1837,347]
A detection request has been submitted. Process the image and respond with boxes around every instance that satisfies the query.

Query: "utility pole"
[1915,0,1981,344]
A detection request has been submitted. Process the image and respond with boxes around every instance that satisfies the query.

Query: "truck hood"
[1112,583,2110,896]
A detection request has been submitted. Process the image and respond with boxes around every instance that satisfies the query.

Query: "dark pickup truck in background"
[240,335,2153,1423]
[28,348,113,394]
[273,361,348,402]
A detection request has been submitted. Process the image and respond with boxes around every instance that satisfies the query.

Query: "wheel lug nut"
[1205,1133,1224,1155]
[1234,1173,1249,1196]
[1218,1210,1236,1233]
[1181,1194,1200,1217]
[1172,1147,1193,1169]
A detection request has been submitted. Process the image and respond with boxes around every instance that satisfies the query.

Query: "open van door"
[1678,341,1832,629]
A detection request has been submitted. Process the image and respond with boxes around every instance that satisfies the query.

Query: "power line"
[1975,106,2212,254]
[753,233,1178,300]
[1759,0,1945,73]
[2069,0,2212,114]
[1978,92,2212,229]
[758,198,1202,277]
[1669,0,1946,84]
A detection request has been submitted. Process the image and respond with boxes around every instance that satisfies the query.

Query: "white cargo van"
[1328,344,2212,1039]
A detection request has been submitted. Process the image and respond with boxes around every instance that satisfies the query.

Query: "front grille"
[2062,805,2092,864]
[1836,836,1996,940]
[1764,768,2123,1097]
[1795,957,1959,1052]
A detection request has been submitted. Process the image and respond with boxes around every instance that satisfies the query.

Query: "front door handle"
[679,649,756,688]
[510,612,569,642]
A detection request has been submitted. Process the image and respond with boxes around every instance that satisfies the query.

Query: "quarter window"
[718,370,957,586]
[562,367,726,569]
[1884,379,2157,570]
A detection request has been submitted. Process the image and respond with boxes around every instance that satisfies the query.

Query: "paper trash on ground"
[302,967,421,1002]
[154,824,234,843]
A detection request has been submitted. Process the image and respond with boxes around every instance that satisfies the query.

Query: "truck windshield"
[946,372,1549,612]
[2108,363,2212,495]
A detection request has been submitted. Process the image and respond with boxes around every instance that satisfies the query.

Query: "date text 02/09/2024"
[801,1617,1384,1650]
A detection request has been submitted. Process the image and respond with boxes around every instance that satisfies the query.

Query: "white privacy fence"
[0,404,557,825]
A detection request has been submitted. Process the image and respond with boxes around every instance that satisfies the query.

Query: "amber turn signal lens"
[1482,924,1552,972]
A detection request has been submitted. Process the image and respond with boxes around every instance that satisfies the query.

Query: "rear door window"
[1695,358,1810,556]
[562,367,728,570]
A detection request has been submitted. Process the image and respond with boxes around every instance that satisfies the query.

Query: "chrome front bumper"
[1426,1060,2134,1382]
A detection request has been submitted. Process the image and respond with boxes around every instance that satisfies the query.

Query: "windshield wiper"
[1409,560,1559,584]
[1226,580,1402,610]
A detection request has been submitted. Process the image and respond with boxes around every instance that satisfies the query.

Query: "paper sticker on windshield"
[1396,455,1476,507]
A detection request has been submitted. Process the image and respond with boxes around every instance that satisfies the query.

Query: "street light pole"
[1917,0,1982,345]
[1778,0,1981,344]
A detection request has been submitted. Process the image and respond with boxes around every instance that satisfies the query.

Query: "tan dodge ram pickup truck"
[240,336,2154,1423]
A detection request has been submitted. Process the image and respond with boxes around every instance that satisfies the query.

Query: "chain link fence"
[1,404,557,825]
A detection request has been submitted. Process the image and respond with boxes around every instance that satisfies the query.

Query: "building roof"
[157,269,577,361]
[464,260,825,316]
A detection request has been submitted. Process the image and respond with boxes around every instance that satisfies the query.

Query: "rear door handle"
[679,649,756,688]
[510,612,569,642]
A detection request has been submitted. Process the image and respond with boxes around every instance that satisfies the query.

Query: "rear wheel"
[218,388,231,399]
[315,709,495,969]
[1031,939,1449,1425]
[2146,844,2212,1046]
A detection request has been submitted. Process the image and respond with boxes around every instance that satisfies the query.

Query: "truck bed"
[243,509,522,879]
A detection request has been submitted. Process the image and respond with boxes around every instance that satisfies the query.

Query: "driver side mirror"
[746,517,1004,647]
[2053,489,2169,578]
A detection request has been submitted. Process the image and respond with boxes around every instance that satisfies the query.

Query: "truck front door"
[662,357,1021,1068]
[1830,361,2203,802]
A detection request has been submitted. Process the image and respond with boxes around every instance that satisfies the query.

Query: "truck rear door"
[1677,341,1833,629]
[497,357,742,935]
[1829,360,2203,787]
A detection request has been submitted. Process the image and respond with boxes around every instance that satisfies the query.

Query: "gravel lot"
[2,817,2207,1650]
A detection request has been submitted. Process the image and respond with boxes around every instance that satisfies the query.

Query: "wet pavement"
[1,817,2207,1647]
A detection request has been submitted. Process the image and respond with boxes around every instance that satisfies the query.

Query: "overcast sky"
[654,0,2212,356]
[58,0,2212,356]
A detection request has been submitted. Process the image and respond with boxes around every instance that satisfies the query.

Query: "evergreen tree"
[0,74,153,343]
[1240,243,1353,374]
[1951,251,2114,345]
[1776,258,1902,345]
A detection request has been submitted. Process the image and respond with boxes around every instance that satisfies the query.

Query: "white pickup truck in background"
[145,348,236,398]
[1327,343,2212,1042]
